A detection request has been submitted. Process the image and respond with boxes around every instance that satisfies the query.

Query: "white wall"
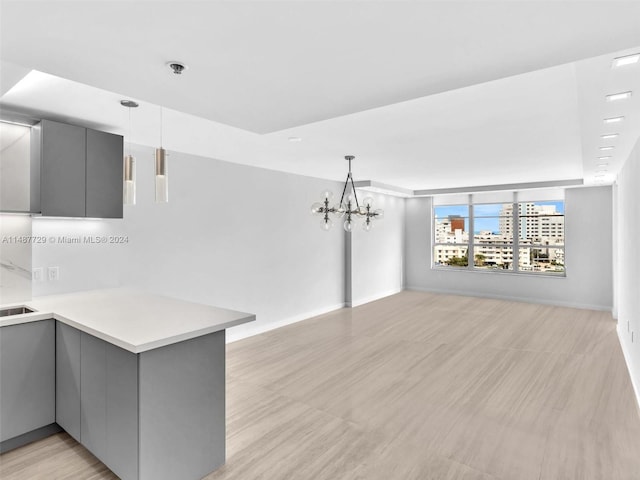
[120,145,346,341]
[348,192,405,306]
[405,186,613,310]
[615,137,640,405]
[31,217,126,296]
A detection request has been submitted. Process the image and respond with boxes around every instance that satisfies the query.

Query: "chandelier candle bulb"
[343,219,354,232]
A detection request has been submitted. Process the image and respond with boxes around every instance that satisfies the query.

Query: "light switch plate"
[47,266,59,281]
[33,267,44,282]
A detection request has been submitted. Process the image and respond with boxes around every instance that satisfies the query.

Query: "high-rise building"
[499,203,564,242]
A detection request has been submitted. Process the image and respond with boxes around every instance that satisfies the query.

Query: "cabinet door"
[80,332,138,479]
[56,322,81,441]
[106,342,139,480]
[139,331,225,480]
[0,122,31,212]
[80,332,107,461]
[86,128,123,219]
[0,320,55,442]
[40,120,86,217]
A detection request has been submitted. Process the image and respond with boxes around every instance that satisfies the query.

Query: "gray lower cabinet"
[138,330,225,480]
[0,320,55,444]
[56,322,81,441]
[15,321,225,480]
[80,332,108,459]
[55,323,138,480]
[105,341,139,480]
[79,330,138,480]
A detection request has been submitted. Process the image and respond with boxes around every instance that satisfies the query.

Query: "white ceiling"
[1,1,640,191]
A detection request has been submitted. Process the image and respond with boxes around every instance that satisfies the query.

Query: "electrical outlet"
[47,266,60,281]
[32,267,44,282]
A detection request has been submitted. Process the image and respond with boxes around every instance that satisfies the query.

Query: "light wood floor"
[2,291,640,480]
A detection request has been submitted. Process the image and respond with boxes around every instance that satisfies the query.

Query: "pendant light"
[120,100,139,205]
[311,155,383,232]
[155,107,168,203]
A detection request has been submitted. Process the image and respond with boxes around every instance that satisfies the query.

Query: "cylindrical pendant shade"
[124,154,134,181]
[155,148,166,176]
[123,155,136,205]
[155,148,168,203]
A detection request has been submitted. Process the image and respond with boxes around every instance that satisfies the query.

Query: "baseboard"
[405,285,613,312]
[227,288,404,342]
[226,302,346,343]
[0,423,62,453]
[347,287,404,308]
[617,325,640,415]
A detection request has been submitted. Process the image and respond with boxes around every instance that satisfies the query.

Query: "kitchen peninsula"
[0,289,255,480]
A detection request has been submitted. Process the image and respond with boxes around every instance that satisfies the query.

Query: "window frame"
[432,194,566,277]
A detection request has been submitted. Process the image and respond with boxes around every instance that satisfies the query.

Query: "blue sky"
[435,201,564,234]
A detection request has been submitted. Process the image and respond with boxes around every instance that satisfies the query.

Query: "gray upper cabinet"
[40,120,87,217]
[36,119,123,218]
[86,128,123,218]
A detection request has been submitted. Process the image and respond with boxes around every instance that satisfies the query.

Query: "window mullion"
[468,195,474,270]
[513,193,519,273]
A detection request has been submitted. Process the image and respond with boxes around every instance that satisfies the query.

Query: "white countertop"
[0,289,255,353]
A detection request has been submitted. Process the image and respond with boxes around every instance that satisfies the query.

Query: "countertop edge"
[1,293,256,353]
[0,311,54,327]
[0,312,256,353]
[132,314,256,353]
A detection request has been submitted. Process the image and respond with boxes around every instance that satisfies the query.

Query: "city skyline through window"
[433,199,565,275]
[435,201,565,234]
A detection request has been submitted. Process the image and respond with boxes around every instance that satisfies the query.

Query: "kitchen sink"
[0,306,34,317]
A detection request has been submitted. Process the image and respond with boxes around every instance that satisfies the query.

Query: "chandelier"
[311,155,383,232]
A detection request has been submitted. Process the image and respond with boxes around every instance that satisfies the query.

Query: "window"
[473,203,514,270]
[433,205,469,268]
[517,201,565,274]
[433,196,565,276]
